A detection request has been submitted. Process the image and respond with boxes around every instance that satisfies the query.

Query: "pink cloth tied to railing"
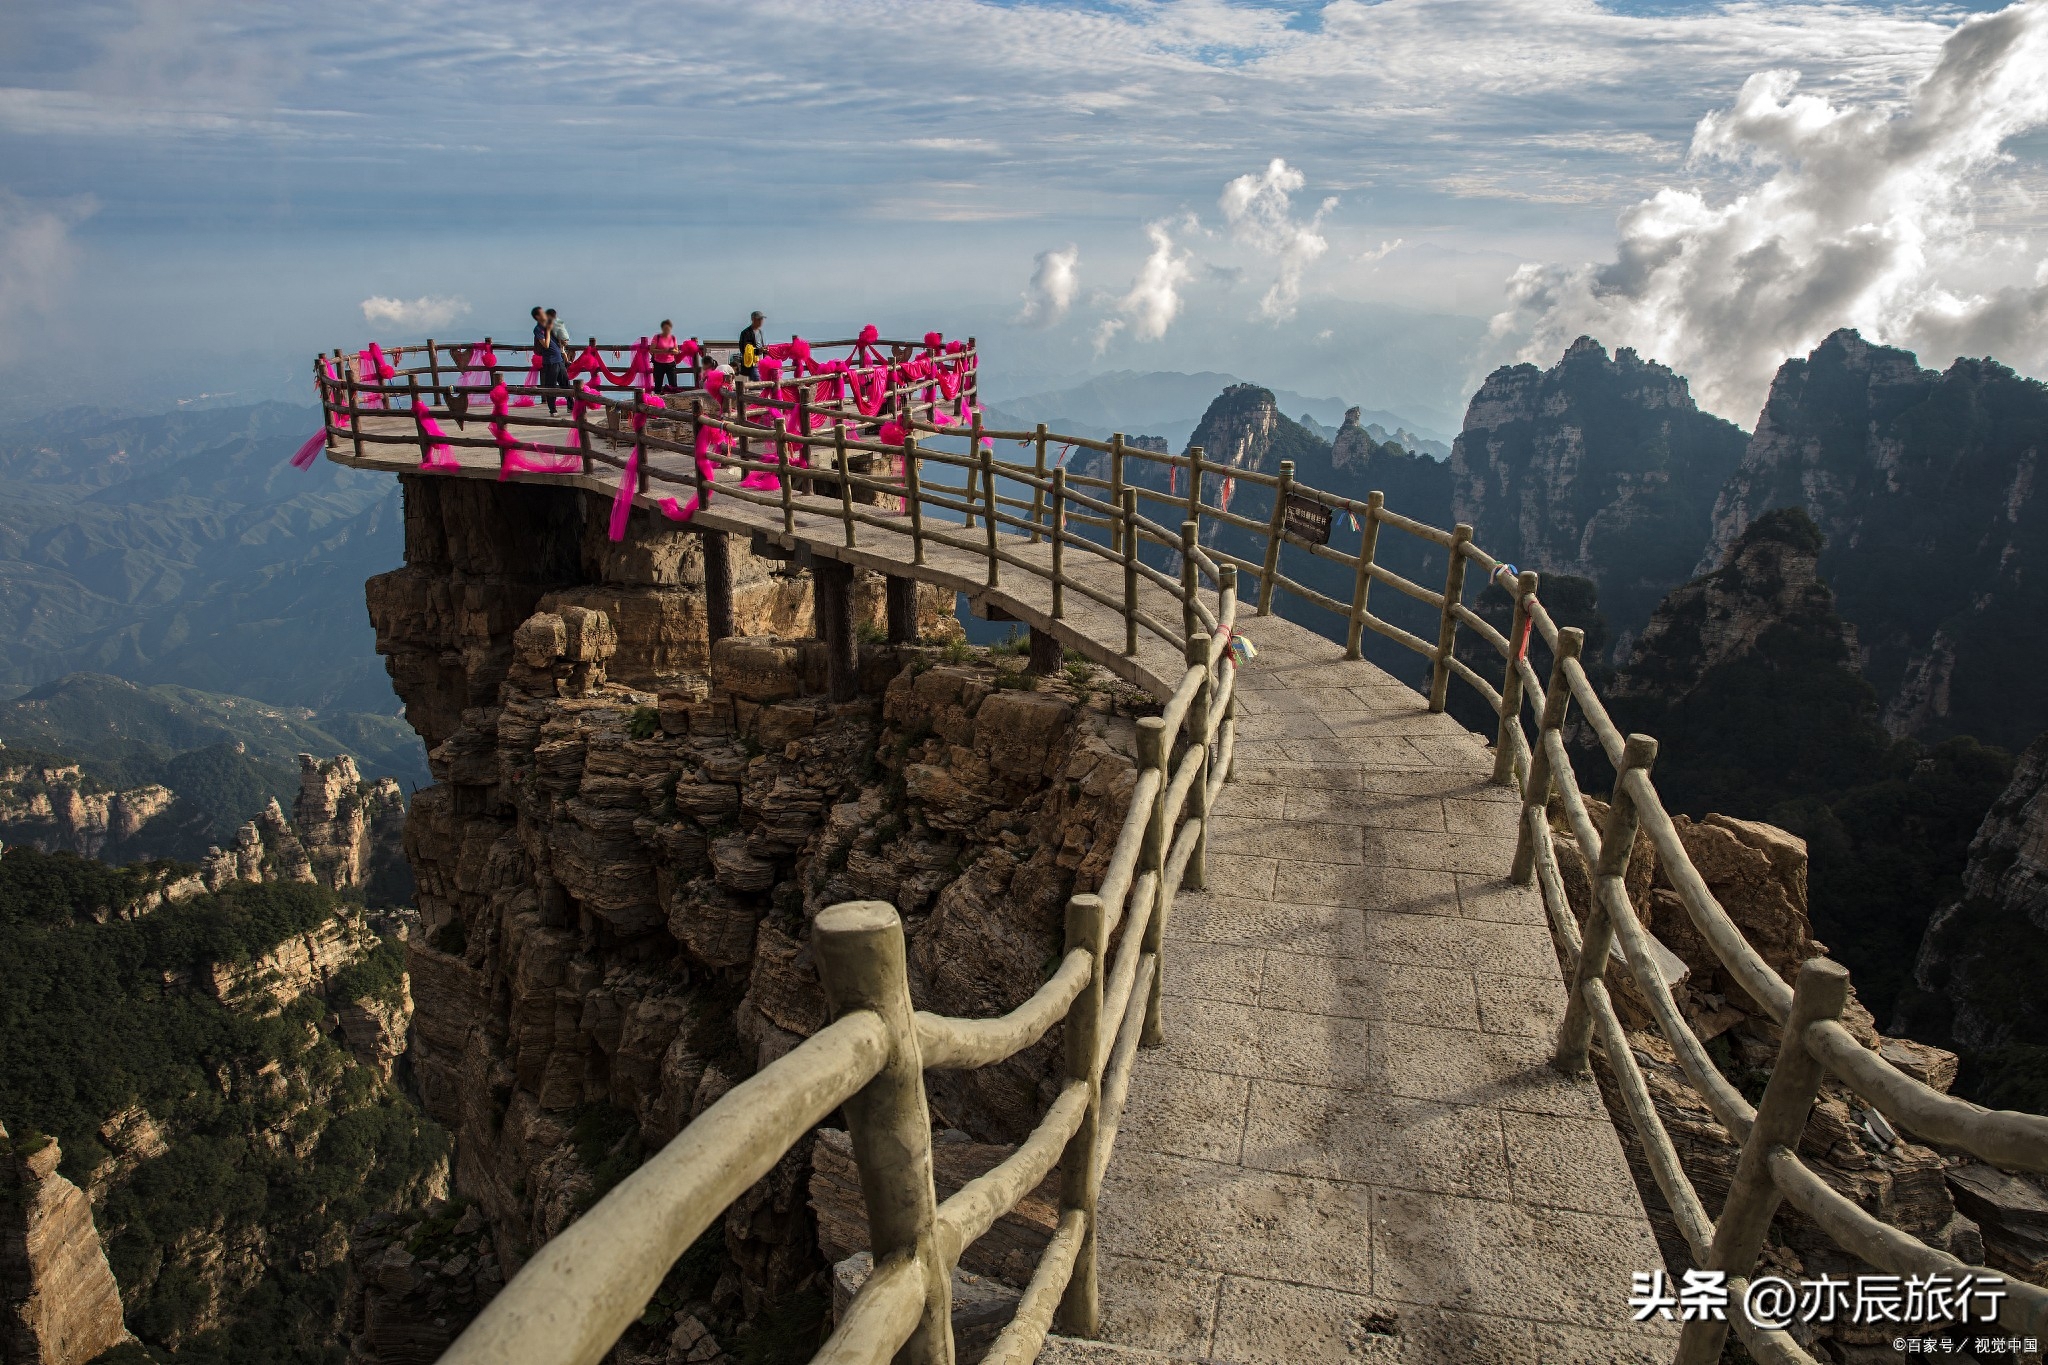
[608,393,667,541]
[412,397,460,470]
[490,383,581,479]
[573,339,655,391]
[658,420,734,525]
[353,343,397,410]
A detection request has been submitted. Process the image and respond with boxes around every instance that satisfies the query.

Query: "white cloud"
[1017,244,1081,327]
[0,193,94,363]
[1219,158,1336,320]
[1487,1,2048,420]
[360,294,473,330]
[1094,223,1193,353]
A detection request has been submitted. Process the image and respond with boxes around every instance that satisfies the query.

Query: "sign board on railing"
[1283,493,1332,547]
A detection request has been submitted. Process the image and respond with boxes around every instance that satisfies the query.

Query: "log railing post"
[1556,733,1657,1074]
[1510,626,1583,885]
[775,419,795,535]
[981,441,999,589]
[1030,424,1048,543]
[1185,445,1204,528]
[836,424,857,547]
[1491,570,1539,786]
[1429,524,1474,712]
[810,901,953,1365]
[1109,435,1127,557]
[1218,564,1239,782]
[1050,469,1067,621]
[406,374,431,466]
[346,358,366,464]
[1054,893,1107,1337]
[1257,460,1293,616]
[905,436,925,566]
[1185,632,1211,891]
[1672,958,1850,1365]
[1344,491,1384,660]
[425,338,440,392]
[1180,520,1200,639]
[1121,489,1139,657]
[1136,717,1170,1046]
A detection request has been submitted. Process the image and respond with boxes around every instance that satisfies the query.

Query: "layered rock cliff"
[0,1126,131,1365]
[1452,336,1748,657]
[193,755,409,905]
[368,478,1144,1354]
[1898,730,2048,1105]
[1704,329,2048,751]
[0,761,176,862]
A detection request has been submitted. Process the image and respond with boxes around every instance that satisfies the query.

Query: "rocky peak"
[0,1125,133,1365]
[1451,335,1748,657]
[1703,329,2048,749]
[1611,507,1848,701]
[1185,383,1290,474]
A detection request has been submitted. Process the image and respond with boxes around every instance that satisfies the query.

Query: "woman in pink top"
[651,320,683,392]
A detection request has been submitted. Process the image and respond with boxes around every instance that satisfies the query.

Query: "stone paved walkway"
[1054,615,1680,1364]
[327,429,1676,1364]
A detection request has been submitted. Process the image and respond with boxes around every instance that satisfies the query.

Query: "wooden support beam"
[1028,628,1062,676]
[886,575,919,645]
[702,529,737,644]
[815,557,859,703]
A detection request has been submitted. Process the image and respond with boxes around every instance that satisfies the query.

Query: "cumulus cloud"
[1488,2,2048,421]
[0,193,94,363]
[1219,158,1337,320]
[360,294,472,330]
[1017,245,1081,326]
[1094,223,1193,353]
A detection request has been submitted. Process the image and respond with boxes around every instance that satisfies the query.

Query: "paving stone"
[1282,789,1446,831]
[1173,896,1365,959]
[1209,816,1363,864]
[1371,1188,1665,1330]
[1365,1021,1609,1118]
[1361,909,1558,977]
[1160,938,1265,1008]
[1473,970,1568,1037]
[1096,1254,1222,1357]
[1121,1058,1251,1165]
[1497,1110,1650,1219]
[1453,872,1549,926]
[1241,1081,1511,1200]
[1290,956,1483,1032]
[1443,797,1518,837]
[1096,1154,1374,1293]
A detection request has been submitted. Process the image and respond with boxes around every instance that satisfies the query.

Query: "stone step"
[1036,1336,1212,1364]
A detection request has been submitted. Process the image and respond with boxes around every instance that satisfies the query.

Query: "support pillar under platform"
[1029,627,1062,676]
[816,558,859,703]
[702,529,736,644]
[885,574,920,645]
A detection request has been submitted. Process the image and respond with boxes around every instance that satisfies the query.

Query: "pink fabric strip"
[608,393,667,541]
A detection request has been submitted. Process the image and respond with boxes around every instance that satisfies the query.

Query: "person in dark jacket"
[540,307,572,413]
[738,311,766,380]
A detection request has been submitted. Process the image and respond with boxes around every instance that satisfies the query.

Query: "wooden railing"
[315,342,2048,1365]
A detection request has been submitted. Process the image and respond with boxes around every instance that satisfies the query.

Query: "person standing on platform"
[738,310,766,380]
[541,307,572,413]
[651,320,682,393]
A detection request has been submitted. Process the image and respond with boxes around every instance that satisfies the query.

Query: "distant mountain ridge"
[0,400,403,715]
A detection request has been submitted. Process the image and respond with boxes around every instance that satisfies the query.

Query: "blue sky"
[1,0,2043,430]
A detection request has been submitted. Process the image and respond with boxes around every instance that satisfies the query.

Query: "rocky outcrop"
[346,1202,505,1364]
[1899,730,2048,1058]
[1704,329,2048,750]
[191,757,410,905]
[372,477,1134,1343]
[1452,336,1749,656]
[0,1126,132,1365]
[206,909,381,1015]
[0,758,177,861]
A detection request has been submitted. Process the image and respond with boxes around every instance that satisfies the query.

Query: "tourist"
[541,308,572,413]
[651,321,682,393]
[738,310,766,380]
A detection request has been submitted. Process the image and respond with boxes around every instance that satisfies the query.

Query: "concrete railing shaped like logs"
[315,334,2048,1365]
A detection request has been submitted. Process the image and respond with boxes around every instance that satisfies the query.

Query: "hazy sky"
[2,0,2044,431]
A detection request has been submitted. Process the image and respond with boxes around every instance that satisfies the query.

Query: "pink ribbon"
[608,393,667,541]
[490,383,581,479]
[412,397,460,469]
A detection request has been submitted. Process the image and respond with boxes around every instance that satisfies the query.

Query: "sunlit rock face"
[370,477,1139,1345]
